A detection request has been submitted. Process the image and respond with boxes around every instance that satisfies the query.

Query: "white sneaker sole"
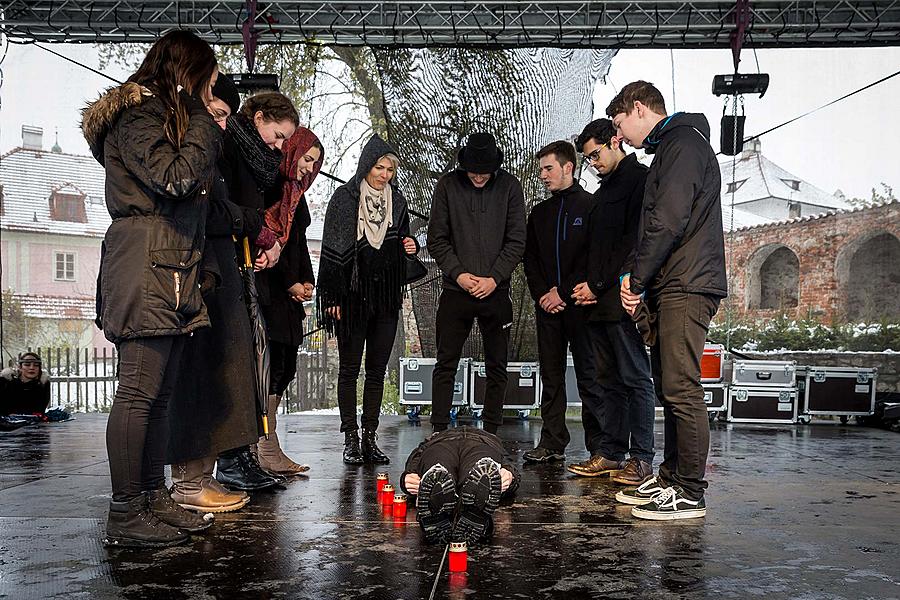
[631,506,706,520]
[615,490,658,505]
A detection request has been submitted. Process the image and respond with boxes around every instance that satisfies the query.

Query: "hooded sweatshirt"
[629,112,727,298]
[427,169,526,293]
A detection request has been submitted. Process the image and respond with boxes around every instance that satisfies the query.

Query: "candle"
[376,473,389,496]
[392,494,407,518]
[381,484,395,506]
[448,541,467,572]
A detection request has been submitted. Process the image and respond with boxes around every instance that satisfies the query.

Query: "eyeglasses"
[583,143,609,163]
[20,360,41,367]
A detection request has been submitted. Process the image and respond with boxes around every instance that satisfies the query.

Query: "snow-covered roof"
[0,147,110,238]
[718,141,849,212]
[13,293,96,320]
[721,202,775,231]
[729,197,897,233]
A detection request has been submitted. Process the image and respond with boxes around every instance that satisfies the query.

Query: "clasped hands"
[456,273,497,300]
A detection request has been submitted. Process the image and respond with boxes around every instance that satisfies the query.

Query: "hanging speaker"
[720,115,746,156]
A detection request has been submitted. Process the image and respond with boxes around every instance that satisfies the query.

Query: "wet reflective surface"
[1,415,898,599]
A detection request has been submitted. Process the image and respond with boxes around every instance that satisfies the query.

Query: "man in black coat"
[569,119,656,485]
[427,133,527,435]
[610,81,727,520]
[522,141,603,463]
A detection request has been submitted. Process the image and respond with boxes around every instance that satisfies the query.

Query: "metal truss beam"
[2,1,899,48]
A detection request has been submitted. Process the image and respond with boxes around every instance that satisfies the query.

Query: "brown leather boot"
[171,457,249,513]
[257,395,310,476]
[611,457,654,485]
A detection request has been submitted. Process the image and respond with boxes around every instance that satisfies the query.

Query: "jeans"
[431,289,513,433]
[588,318,656,464]
[336,311,399,433]
[107,335,186,502]
[649,292,720,499]
[534,306,602,452]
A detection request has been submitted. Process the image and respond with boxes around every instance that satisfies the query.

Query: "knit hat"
[458,132,503,174]
[212,73,241,116]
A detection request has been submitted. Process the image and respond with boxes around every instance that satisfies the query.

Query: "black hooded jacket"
[82,83,222,343]
[523,182,596,304]
[427,168,526,293]
[629,112,727,298]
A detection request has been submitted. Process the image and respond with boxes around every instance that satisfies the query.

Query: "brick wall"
[723,201,900,321]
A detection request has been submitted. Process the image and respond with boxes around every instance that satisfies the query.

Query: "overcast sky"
[2,43,898,200]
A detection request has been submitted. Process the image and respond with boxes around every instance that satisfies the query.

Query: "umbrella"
[239,236,270,440]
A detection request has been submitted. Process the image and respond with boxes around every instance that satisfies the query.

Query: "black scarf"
[226,114,281,190]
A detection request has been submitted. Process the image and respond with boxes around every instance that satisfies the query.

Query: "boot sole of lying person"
[416,464,457,544]
[453,457,502,545]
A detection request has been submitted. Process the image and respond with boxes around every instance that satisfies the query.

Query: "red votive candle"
[448,541,467,572]
[376,473,389,496]
[392,494,407,517]
[380,484,395,506]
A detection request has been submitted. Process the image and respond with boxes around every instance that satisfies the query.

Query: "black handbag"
[405,254,428,284]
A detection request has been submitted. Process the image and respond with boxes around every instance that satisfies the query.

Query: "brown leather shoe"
[611,457,654,485]
[257,395,311,476]
[171,458,250,513]
[566,455,625,477]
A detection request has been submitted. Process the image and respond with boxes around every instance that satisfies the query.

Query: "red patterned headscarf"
[264,126,324,245]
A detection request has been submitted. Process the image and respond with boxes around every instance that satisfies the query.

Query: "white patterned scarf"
[357,178,393,249]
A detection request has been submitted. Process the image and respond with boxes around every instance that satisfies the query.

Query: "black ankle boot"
[343,430,364,465]
[105,494,189,548]
[147,484,213,533]
[361,428,390,464]
[216,446,279,491]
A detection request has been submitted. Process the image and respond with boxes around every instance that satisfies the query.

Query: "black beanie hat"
[458,132,503,174]
[212,73,241,116]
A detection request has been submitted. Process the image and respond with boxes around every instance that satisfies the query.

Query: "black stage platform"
[1,414,898,599]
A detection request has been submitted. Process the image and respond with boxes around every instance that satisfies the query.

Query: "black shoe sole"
[453,458,502,545]
[104,534,189,548]
[364,455,391,465]
[416,465,457,544]
[524,452,565,464]
[343,457,365,465]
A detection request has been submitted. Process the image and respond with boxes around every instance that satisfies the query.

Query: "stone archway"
[840,232,900,321]
[747,244,800,310]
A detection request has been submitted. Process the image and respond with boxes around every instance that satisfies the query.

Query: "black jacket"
[629,112,727,298]
[219,132,267,245]
[82,83,221,343]
[524,183,596,304]
[427,169,527,292]
[0,369,51,415]
[587,153,648,321]
[399,426,520,498]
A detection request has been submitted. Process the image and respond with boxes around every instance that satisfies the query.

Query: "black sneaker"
[615,476,666,505]
[631,486,707,520]
[416,464,457,544]
[523,446,565,463]
[453,457,502,545]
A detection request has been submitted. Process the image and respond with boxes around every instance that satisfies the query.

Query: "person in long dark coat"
[212,91,301,492]
[255,126,324,476]
[166,74,261,513]
[81,30,220,548]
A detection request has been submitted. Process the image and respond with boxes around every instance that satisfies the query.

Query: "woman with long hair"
[317,134,419,466]
[256,127,324,476]
[212,91,301,491]
[82,30,221,547]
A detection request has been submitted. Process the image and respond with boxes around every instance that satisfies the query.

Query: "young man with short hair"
[569,119,656,484]
[607,81,727,520]
[522,140,603,463]
[428,133,527,435]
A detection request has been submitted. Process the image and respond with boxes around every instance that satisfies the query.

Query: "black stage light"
[231,73,280,93]
[712,73,770,98]
[720,115,747,156]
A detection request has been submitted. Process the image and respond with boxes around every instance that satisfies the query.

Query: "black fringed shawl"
[317,135,410,338]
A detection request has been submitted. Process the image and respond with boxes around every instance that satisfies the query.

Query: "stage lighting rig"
[712,73,770,98]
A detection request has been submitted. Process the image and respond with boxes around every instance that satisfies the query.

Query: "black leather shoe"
[523,446,565,463]
[361,428,390,464]
[216,446,279,491]
[343,430,364,465]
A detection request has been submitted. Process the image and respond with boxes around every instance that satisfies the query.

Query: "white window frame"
[54,251,77,282]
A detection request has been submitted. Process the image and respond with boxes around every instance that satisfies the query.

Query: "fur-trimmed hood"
[81,82,153,165]
[0,367,50,385]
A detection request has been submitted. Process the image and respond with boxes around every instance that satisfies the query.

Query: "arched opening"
[845,232,900,321]
[757,246,800,309]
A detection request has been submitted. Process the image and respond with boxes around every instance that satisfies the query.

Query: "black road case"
[470,361,540,410]
[728,386,798,424]
[802,367,877,417]
[399,358,469,407]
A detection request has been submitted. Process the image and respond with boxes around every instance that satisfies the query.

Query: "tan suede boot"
[171,457,249,513]
[257,395,310,476]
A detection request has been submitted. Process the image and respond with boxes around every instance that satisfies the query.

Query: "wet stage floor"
[1,414,898,599]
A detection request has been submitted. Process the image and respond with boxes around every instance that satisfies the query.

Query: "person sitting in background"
[1,353,51,416]
[400,426,519,545]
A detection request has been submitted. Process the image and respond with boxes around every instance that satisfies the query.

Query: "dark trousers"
[419,435,505,492]
[337,311,399,433]
[432,289,513,433]
[534,307,601,452]
[588,318,657,464]
[269,340,299,396]
[107,335,185,502]
[650,292,720,499]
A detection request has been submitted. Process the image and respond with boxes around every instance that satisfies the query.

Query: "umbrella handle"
[262,414,270,440]
[242,237,253,268]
